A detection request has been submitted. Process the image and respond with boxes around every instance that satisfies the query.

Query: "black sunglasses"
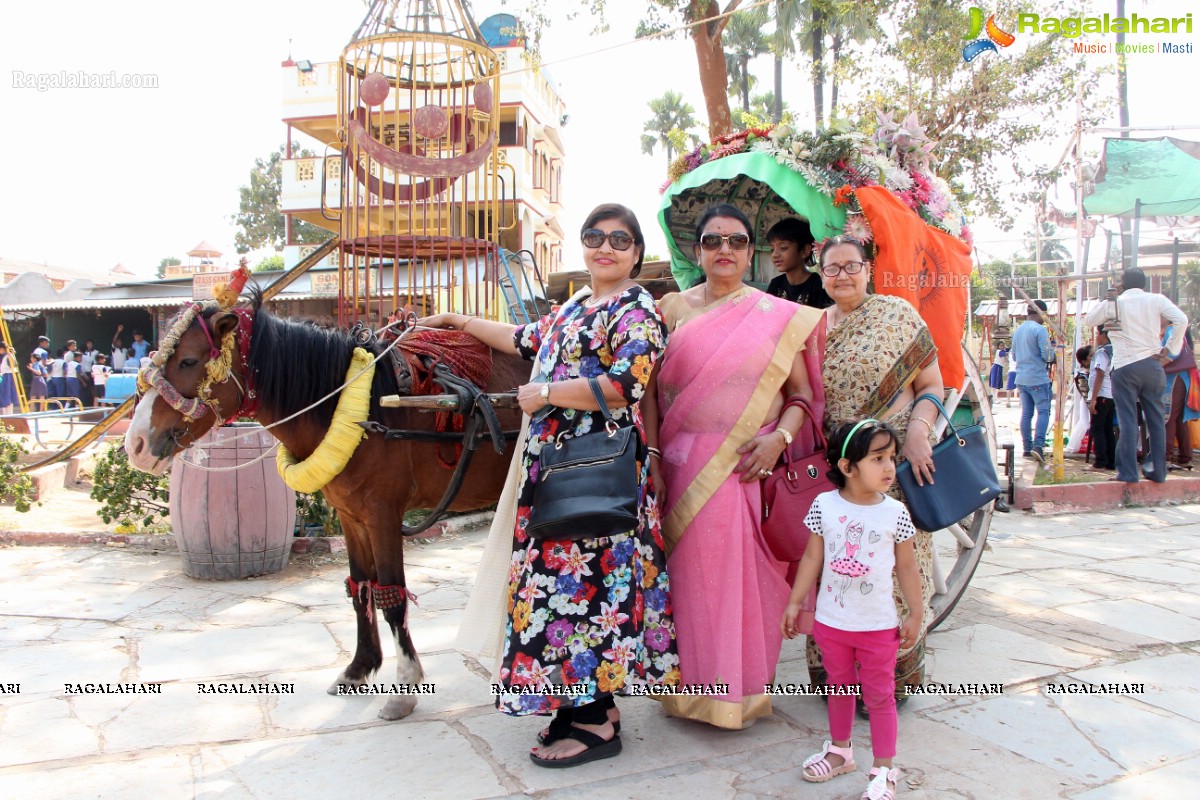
[699,232,751,251]
[582,229,635,251]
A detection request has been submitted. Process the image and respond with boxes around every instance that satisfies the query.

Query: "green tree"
[723,7,769,112]
[231,144,331,253]
[254,254,285,273]
[642,91,701,164]
[90,443,170,529]
[1179,261,1200,322]
[852,0,1108,229]
[519,0,746,137]
[156,256,181,280]
[731,92,788,129]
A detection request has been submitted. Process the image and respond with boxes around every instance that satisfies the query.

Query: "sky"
[1,0,1197,281]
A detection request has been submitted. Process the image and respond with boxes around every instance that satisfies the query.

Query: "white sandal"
[862,766,900,800]
[802,739,855,783]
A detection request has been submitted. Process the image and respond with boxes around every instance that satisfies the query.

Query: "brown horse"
[124,296,525,719]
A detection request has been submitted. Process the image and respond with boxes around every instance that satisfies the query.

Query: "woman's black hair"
[581,202,646,278]
[694,204,755,250]
[825,419,901,488]
[818,234,870,267]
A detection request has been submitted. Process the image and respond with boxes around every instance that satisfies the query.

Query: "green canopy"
[658,152,847,289]
[1083,136,1200,218]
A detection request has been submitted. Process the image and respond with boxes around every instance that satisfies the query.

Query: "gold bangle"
[460,317,474,334]
[775,427,794,446]
[912,417,933,432]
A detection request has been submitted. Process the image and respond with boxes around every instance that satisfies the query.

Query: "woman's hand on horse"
[902,434,935,486]
[416,313,466,332]
[734,433,786,483]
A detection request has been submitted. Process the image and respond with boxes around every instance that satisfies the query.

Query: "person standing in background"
[1088,325,1117,471]
[765,218,833,310]
[111,326,128,373]
[1085,268,1188,483]
[1011,299,1054,463]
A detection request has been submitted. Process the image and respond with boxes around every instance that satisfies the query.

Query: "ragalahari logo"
[962,7,1016,62]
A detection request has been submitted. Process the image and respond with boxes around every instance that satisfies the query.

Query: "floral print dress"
[495,285,679,716]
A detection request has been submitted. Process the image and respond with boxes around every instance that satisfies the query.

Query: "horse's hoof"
[327,673,368,696]
[378,696,418,720]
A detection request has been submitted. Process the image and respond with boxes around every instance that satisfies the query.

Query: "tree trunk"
[692,6,734,138]
[1115,0,1132,268]
[830,32,842,119]
[740,55,750,112]
[773,54,783,122]
[811,8,825,129]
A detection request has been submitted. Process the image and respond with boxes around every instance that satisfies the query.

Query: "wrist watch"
[539,383,551,403]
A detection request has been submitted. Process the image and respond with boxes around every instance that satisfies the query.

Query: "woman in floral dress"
[420,203,677,768]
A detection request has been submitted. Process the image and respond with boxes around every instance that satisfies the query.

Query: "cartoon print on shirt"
[827,520,871,607]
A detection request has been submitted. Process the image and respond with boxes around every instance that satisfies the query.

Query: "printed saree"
[656,287,824,728]
[812,293,938,696]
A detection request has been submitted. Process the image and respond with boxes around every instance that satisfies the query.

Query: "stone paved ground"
[1,503,1198,799]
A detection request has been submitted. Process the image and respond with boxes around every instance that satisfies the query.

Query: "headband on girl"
[841,418,881,460]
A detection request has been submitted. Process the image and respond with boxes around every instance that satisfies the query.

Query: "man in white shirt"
[1085,268,1188,483]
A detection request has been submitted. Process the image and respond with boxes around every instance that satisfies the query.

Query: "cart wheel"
[927,344,996,631]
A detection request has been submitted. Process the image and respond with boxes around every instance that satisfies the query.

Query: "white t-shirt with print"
[803,490,915,632]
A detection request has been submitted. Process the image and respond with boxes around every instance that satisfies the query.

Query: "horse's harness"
[143,307,518,537]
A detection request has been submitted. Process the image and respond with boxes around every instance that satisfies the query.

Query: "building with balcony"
[278,12,566,297]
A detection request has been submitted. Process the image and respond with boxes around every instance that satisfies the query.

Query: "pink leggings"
[813,620,900,759]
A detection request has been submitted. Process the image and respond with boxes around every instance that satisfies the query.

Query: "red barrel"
[169,423,296,580]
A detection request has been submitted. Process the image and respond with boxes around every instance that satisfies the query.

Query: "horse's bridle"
[137,304,256,431]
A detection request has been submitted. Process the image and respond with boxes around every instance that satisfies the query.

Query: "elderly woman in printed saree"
[420,203,677,768]
[640,204,826,729]
[812,234,943,699]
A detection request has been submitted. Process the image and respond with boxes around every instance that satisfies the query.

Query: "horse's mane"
[207,289,397,427]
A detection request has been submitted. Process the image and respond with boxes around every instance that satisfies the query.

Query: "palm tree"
[769,0,807,126]
[723,7,769,113]
[641,91,701,165]
[826,2,882,119]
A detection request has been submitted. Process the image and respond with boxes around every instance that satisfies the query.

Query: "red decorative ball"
[360,72,390,106]
[412,105,449,140]
[473,81,493,114]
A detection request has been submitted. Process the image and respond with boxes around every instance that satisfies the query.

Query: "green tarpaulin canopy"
[657,153,847,289]
[1083,136,1200,218]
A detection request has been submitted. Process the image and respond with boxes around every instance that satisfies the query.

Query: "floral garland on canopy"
[662,112,972,246]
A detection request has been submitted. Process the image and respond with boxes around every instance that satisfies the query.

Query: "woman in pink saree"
[642,205,825,729]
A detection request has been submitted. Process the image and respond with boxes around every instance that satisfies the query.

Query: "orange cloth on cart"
[855,186,973,390]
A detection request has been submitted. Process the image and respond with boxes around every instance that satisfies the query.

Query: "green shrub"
[0,430,36,513]
[296,491,342,536]
[90,443,170,530]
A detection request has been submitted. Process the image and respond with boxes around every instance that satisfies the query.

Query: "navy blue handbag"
[896,394,1000,531]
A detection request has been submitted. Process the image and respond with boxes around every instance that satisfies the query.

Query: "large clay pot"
[169,423,296,580]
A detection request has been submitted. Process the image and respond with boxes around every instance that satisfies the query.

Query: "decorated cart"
[657,117,997,630]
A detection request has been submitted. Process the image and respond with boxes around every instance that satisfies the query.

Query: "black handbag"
[527,377,640,540]
[896,394,1000,531]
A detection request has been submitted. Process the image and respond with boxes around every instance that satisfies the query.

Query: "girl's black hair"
[825,419,901,488]
[1075,345,1093,366]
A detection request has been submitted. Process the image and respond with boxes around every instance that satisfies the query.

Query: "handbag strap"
[587,376,618,430]
[913,392,961,439]
[776,395,827,468]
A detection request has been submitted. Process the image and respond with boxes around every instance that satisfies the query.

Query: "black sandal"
[529,726,622,769]
[537,697,620,745]
[536,708,574,746]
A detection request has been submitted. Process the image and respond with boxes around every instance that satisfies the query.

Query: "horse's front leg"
[327,522,383,694]
[374,537,423,721]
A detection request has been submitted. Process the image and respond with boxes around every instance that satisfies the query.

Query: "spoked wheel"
[926,344,997,631]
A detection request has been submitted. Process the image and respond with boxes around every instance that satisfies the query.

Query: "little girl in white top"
[782,419,923,800]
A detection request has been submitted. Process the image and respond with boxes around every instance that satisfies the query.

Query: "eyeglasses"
[699,232,751,251]
[820,260,867,277]
[581,229,635,251]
